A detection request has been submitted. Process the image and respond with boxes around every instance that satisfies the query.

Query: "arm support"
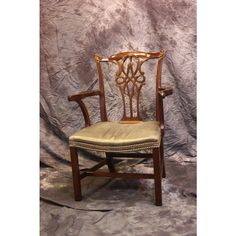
[157,86,173,135]
[68,90,101,127]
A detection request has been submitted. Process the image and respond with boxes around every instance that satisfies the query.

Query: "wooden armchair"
[68,50,173,206]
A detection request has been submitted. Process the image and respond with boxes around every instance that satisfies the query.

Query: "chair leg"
[160,139,166,178]
[105,152,116,173]
[70,147,82,201]
[153,148,162,206]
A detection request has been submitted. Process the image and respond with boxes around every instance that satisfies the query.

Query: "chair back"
[95,50,166,123]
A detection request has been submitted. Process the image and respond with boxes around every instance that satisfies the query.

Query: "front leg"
[153,148,162,206]
[160,139,166,178]
[70,147,82,201]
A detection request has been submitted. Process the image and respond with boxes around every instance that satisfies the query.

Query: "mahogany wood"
[69,147,82,201]
[68,90,101,127]
[80,160,107,172]
[95,50,166,122]
[153,148,162,206]
[80,172,87,180]
[159,87,173,98]
[160,139,166,178]
[68,90,101,100]
[86,171,154,179]
[95,58,108,121]
[107,152,152,158]
[105,152,116,173]
[68,50,173,206]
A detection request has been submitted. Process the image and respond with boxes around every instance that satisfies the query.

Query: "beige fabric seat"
[69,121,161,152]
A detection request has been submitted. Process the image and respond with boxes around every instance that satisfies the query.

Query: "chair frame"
[68,50,173,206]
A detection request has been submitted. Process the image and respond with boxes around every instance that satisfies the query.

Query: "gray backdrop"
[40,0,196,167]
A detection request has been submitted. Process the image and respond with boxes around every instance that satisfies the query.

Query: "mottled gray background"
[40,0,196,235]
[40,0,196,166]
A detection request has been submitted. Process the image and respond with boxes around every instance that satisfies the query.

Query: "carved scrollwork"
[111,56,148,121]
[95,50,166,123]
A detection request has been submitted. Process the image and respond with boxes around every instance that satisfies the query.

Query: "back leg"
[105,152,116,173]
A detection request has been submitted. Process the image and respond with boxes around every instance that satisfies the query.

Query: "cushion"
[69,121,161,152]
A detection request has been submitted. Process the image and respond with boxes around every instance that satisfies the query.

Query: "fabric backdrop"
[40,0,196,167]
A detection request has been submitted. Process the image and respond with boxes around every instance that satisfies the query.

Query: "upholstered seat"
[69,121,161,152]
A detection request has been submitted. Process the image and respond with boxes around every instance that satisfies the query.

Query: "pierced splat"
[95,50,166,123]
[112,56,147,122]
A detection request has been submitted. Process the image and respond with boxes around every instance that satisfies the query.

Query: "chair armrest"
[158,87,173,98]
[68,90,101,127]
[68,90,101,101]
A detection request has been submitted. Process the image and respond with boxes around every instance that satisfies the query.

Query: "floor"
[40,158,196,236]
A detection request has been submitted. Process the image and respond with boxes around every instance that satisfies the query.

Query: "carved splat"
[95,50,166,123]
[111,56,147,122]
